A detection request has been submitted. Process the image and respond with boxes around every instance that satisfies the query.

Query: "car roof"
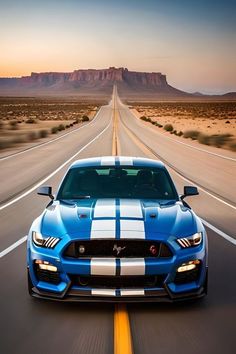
[70,156,165,169]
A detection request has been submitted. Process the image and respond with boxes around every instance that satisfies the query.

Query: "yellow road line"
[114,304,133,354]
[112,87,133,354]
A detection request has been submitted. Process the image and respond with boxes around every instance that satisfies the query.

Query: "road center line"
[0,117,112,211]
[113,88,133,354]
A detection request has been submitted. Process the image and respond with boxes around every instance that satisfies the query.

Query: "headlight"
[177,232,202,248]
[32,231,60,248]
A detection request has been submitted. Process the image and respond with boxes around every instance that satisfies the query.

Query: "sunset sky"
[0,0,235,93]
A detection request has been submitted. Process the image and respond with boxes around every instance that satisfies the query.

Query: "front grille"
[35,268,61,285]
[63,240,172,259]
[174,268,200,285]
[70,274,166,289]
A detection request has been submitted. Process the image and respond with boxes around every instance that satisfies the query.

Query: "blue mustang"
[27,156,208,301]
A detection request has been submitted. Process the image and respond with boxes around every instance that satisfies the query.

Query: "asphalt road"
[0,89,235,354]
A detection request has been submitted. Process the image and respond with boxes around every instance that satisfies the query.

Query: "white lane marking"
[0,107,102,162]
[90,220,116,239]
[119,156,133,165]
[0,118,112,211]
[201,219,236,246]
[129,107,236,162]
[100,156,116,165]
[0,235,27,258]
[120,220,145,239]
[120,289,145,296]
[120,258,145,275]
[93,199,116,218]
[91,289,116,296]
[120,199,143,218]
[90,258,116,276]
[171,168,236,211]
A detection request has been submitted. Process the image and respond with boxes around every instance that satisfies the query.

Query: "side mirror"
[181,186,199,201]
[37,186,54,200]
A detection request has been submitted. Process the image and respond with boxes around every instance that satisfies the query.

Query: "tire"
[27,269,34,296]
[203,268,208,295]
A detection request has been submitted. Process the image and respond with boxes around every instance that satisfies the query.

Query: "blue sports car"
[27,156,208,301]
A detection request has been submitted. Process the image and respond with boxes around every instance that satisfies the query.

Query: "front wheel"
[27,269,34,296]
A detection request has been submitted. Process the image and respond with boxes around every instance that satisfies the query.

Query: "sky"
[0,0,236,93]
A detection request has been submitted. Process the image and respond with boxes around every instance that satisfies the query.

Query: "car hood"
[40,199,200,240]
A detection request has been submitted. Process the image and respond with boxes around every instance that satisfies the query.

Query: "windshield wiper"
[73,195,91,199]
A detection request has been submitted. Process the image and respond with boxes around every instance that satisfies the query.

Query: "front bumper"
[27,236,208,302]
[30,277,206,303]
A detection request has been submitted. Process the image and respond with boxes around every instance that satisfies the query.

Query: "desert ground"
[130,101,236,151]
[0,97,106,152]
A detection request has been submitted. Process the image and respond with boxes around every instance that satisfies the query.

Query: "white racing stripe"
[120,289,145,296]
[91,258,116,275]
[120,199,143,218]
[119,156,133,165]
[120,219,145,239]
[91,289,116,296]
[0,118,112,211]
[90,220,116,239]
[0,107,102,162]
[100,156,116,165]
[93,199,116,218]
[120,258,145,275]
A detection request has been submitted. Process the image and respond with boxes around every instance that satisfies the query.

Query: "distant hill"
[0,67,235,100]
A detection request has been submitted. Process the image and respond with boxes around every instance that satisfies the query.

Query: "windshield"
[57,166,178,200]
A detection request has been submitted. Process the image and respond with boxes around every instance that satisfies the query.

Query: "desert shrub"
[39,129,48,138]
[51,126,58,134]
[66,124,70,128]
[229,142,236,152]
[209,134,231,148]
[58,124,65,131]
[158,124,163,128]
[26,118,37,124]
[70,123,74,127]
[197,133,210,145]
[12,136,26,144]
[140,116,148,121]
[9,120,18,130]
[0,139,12,150]
[177,131,183,136]
[225,120,230,124]
[183,130,200,140]
[164,124,174,132]
[27,131,38,141]
[82,115,89,122]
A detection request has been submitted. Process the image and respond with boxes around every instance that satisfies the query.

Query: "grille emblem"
[113,244,126,256]
[78,245,85,254]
